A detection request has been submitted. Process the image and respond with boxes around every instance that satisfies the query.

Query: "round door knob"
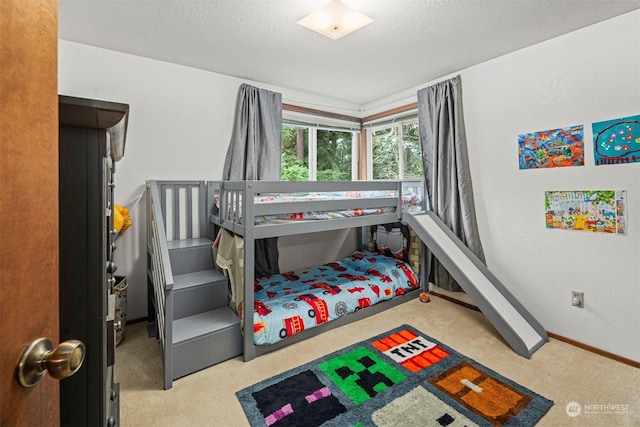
[17,338,86,388]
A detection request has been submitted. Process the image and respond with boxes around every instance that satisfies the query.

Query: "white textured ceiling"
[59,0,640,105]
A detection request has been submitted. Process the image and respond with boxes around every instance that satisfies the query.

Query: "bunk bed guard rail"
[209,180,418,239]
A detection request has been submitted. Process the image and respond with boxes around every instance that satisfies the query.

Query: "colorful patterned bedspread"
[252,250,420,345]
[251,190,422,224]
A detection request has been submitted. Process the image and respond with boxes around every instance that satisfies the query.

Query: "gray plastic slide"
[404,211,548,358]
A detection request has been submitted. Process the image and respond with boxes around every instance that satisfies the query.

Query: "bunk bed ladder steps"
[167,238,242,381]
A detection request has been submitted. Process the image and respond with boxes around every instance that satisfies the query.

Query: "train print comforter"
[251,250,419,345]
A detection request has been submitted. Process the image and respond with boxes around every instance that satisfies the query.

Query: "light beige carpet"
[115,295,639,426]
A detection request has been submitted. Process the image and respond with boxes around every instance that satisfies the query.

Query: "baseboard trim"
[429,291,640,369]
[545,332,640,369]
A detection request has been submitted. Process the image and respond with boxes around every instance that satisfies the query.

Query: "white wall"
[59,9,639,362]
[363,10,639,362]
[58,41,360,323]
[459,11,639,363]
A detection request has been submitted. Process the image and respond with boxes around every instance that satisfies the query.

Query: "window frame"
[282,103,420,181]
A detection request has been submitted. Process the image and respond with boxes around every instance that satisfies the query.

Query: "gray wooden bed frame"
[147,179,426,388]
[209,179,426,361]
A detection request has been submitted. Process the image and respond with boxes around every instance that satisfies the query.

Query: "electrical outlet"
[571,291,584,308]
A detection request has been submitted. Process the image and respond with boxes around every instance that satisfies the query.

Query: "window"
[368,120,423,180]
[317,129,353,181]
[282,124,356,181]
[281,107,421,181]
[402,122,423,179]
[282,125,309,181]
[371,126,399,179]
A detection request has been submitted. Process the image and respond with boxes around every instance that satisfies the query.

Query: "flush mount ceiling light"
[297,0,374,40]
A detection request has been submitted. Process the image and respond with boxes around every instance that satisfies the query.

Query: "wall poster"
[545,190,626,235]
[592,114,640,166]
[518,125,584,169]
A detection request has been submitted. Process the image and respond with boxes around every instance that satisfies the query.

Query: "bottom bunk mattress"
[252,250,419,346]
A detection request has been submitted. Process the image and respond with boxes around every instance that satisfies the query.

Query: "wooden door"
[0,0,60,425]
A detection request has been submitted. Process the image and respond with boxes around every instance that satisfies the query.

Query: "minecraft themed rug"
[236,325,553,426]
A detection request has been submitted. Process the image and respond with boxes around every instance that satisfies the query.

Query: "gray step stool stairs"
[167,238,242,380]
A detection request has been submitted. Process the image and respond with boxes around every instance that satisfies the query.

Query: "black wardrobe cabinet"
[59,95,129,427]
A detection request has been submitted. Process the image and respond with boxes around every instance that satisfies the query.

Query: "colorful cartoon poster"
[592,115,640,166]
[545,190,626,235]
[518,125,584,169]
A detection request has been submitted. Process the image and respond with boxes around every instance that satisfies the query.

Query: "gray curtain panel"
[417,75,486,292]
[223,83,282,277]
[223,83,282,180]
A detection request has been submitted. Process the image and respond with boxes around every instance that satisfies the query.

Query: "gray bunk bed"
[147,179,425,389]
[209,179,426,361]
